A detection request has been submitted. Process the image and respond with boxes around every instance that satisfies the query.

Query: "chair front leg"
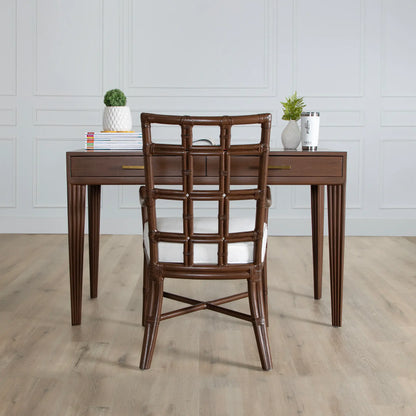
[140,275,164,370]
[262,259,268,327]
[141,257,149,326]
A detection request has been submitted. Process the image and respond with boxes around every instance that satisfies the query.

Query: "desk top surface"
[68,148,347,156]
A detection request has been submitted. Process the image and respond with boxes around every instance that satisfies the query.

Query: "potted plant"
[102,89,132,132]
[280,91,306,150]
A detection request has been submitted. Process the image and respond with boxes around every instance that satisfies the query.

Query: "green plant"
[281,91,306,121]
[104,89,127,106]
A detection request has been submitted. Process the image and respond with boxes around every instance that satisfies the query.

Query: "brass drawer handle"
[122,165,144,170]
[268,165,291,170]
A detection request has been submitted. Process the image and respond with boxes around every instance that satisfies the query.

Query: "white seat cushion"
[143,217,267,264]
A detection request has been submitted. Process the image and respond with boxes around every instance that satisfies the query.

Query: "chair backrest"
[140,113,271,268]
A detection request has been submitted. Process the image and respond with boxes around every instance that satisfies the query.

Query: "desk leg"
[67,184,86,325]
[327,184,346,327]
[88,185,101,299]
[311,185,324,300]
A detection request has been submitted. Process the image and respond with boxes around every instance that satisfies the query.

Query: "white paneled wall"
[0,0,415,235]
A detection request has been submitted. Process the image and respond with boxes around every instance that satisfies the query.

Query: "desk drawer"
[207,155,343,178]
[268,155,343,177]
[71,156,145,177]
[71,155,206,177]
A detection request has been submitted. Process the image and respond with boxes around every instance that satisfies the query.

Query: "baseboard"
[1,216,416,236]
[268,218,416,236]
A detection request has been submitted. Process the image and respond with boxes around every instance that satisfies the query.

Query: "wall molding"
[33,138,81,208]
[33,0,104,96]
[380,0,416,97]
[124,0,277,97]
[381,111,416,127]
[320,110,364,127]
[0,108,17,126]
[293,0,364,98]
[0,0,17,96]
[0,137,17,208]
[34,108,102,126]
[380,138,416,209]
[2,0,416,235]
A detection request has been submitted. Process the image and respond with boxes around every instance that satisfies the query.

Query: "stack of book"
[85,131,142,150]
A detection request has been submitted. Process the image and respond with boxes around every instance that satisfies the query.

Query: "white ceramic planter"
[103,106,132,132]
[281,120,301,150]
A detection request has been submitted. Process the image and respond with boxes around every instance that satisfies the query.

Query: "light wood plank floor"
[0,234,415,416]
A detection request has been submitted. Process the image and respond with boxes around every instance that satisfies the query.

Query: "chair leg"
[262,257,269,327]
[141,258,149,327]
[140,276,164,370]
[248,277,272,371]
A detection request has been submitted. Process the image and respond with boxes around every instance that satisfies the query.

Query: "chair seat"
[143,217,267,264]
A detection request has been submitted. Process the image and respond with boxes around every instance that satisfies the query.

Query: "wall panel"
[381,111,416,127]
[0,0,17,95]
[1,0,416,235]
[35,0,103,96]
[125,0,276,96]
[381,0,416,97]
[33,138,80,207]
[0,138,16,207]
[381,139,416,208]
[294,0,363,97]
[0,109,17,126]
[34,108,102,126]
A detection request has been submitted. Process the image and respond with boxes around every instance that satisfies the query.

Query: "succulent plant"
[281,91,306,121]
[104,89,127,107]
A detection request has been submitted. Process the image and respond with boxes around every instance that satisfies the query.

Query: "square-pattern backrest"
[141,113,271,267]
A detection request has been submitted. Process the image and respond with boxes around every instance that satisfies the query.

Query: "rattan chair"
[139,113,272,370]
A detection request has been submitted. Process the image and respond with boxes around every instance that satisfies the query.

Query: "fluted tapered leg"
[327,184,346,327]
[311,185,324,300]
[88,185,101,299]
[248,277,272,371]
[140,277,164,370]
[67,184,86,325]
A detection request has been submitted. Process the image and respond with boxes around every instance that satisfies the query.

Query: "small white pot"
[102,106,132,132]
[281,120,301,150]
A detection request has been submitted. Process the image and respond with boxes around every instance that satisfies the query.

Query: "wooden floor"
[0,234,415,416]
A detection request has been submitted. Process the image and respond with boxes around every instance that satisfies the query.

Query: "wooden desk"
[66,149,347,327]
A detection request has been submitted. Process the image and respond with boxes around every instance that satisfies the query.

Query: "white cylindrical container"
[301,112,320,151]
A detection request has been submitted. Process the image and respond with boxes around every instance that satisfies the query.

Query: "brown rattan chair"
[139,113,272,370]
